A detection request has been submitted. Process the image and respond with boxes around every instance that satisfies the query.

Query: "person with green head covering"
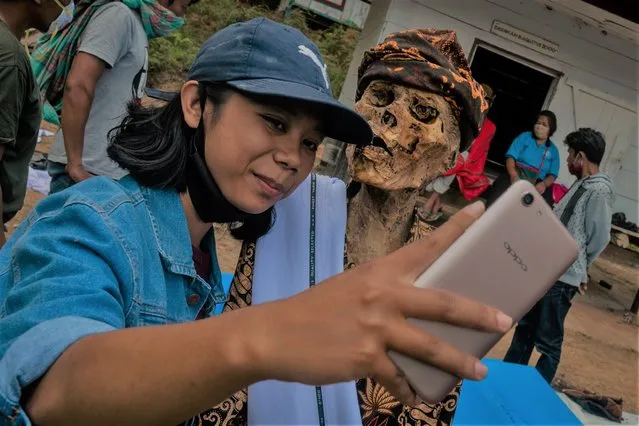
[29,0,197,195]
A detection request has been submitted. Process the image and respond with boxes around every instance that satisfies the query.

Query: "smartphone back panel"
[389,180,579,404]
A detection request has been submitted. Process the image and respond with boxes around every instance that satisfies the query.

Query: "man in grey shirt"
[504,127,615,384]
[47,0,195,193]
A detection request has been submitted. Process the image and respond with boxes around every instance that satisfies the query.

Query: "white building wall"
[339,0,639,222]
[338,0,393,105]
[292,0,371,28]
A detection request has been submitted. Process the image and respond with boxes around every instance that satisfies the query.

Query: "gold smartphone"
[390,180,579,404]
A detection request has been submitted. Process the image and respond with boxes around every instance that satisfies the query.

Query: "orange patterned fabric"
[357,29,488,151]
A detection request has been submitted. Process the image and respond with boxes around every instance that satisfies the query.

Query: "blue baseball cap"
[187,17,372,146]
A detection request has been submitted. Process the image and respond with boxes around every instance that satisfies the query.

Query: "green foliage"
[148,31,198,79]
[148,0,360,96]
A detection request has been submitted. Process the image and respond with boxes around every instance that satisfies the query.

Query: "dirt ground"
[489,243,639,413]
[8,123,638,414]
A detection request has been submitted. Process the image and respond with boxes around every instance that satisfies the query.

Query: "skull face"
[350,80,461,190]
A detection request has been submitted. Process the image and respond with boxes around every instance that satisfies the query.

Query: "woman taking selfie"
[0,18,512,426]
[485,110,560,206]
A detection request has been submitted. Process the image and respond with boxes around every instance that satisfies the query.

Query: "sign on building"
[490,20,560,57]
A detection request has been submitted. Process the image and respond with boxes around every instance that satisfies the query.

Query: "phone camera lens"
[522,193,534,206]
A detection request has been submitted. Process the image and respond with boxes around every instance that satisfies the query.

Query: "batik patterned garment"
[350,207,462,426]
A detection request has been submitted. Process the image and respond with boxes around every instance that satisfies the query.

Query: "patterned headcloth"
[356,29,488,150]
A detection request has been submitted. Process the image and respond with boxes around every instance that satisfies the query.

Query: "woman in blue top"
[485,110,560,206]
[0,18,512,426]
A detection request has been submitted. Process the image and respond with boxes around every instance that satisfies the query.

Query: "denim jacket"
[0,176,225,425]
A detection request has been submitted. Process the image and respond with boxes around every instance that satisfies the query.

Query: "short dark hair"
[108,82,233,191]
[564,127,606,165]
[537,110,558,137]
[107,82,274,241]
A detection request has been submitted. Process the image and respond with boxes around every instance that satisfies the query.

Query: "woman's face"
[533,115,551,139]
[185,86,323,214]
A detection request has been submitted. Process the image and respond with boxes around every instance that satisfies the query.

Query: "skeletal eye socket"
[410,100,439,124]
[382,111,397,127]
[369,85,395,107]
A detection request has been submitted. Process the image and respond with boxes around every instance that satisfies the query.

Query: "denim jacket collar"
[120,178,222,293]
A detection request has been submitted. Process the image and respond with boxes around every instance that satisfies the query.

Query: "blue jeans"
[503,281,578,383]
[47,161,75,194]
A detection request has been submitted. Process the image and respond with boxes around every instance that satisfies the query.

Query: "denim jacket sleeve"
[0,202,134,425]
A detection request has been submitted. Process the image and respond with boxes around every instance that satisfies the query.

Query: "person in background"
[29,0,195,194]
[485,110,560,206]
[420,83,497,221]
[504,127,615,383]
[0,0,71,247]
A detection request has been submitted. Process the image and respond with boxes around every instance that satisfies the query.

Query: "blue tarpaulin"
[456,359,582,425]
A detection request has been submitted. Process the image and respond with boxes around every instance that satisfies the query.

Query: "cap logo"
[298,45,330,91]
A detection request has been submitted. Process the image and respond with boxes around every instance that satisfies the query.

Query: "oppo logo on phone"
[504,241,528,271]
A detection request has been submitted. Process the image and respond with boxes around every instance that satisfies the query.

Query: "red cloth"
[192,246,211,320]
[443,118,496,200]
[551,183,569,204]
[192,246,211,280]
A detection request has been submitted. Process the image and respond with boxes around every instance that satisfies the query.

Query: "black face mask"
[185,85,251,224]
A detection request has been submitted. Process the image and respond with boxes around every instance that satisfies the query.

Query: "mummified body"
[345,29,488,425]
[346,81,461,266]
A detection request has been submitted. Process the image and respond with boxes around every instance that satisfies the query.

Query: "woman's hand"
[505,158,520,186]
[253,202,513,405]
[535,182,546,194]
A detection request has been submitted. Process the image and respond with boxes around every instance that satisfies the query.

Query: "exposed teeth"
[396,139,419,155]
[363,143,415,156]
[370,136,393,156]
[364,145,392,158]
[368,145,387,153]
